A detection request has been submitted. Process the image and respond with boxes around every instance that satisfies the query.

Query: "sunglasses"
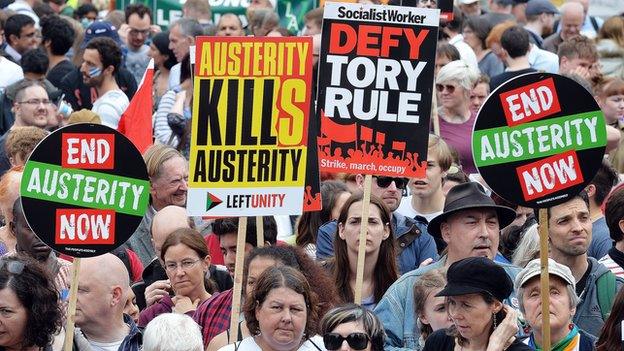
[374,176,408,190]
[0,260,25,275]
[324,333,370,350]
[436,84,456,94]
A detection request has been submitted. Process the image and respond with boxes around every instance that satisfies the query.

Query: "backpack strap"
[596,271,616,320]
[589,16,599,32]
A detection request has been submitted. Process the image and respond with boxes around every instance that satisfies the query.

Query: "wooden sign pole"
[229,217,248,344]
[63,257,81,351]
[538,209,551,350]
[432,91,440,136]
[256,216,264,248]
[354,175,372,305]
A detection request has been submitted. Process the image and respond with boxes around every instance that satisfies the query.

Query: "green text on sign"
[473,111,607,167]
[21,161,150,217]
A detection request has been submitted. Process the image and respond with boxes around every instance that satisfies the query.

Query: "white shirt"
[7,0,39,27]
[92,89,130,128]
[218,335,326,351]
[0,57,23,93]
[527,44,559,74]
[168,63,181,90]
[396,195,443,223]
[448,34,479,73]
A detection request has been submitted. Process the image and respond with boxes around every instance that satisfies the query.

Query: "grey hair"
[436,60,480,91]
[319,303,386,351]
[511,223,540,268]
[143,313,204,351]
[172,18,205,38]
[517,278,579,314]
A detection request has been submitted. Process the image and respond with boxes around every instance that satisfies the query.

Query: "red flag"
[392,141,406,151]
[321,111,357,143]
[360,126,373,142]
[376,131,386,145]
[118,59,154,154]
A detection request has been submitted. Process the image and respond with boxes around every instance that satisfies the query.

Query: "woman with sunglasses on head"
[0,255,63,351]
[139,228,213,327]
[435,60,480,174]
[423,257,531,351]
[218,265,325,351]
[324,192,399,310]
[320,304,385,351]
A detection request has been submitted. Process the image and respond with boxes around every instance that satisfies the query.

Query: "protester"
[585,160,618,259]
[374,182,519,350]
[436,60,479,174]
[422,257,529,351]
[435,43,461,75]
[596,16,624,80]
[511,222,540,268]
[73,253,142,351]
[248,8,281,37]
[143,314,204,351]
[595,287,624,351]
[558,35,600,82]
[183,0,214,33]
[0,255,62,351]
[80,36,129,128]
[515,258,595,350]
[296,180,350,258]
[217,265,324,351]
[215,13,245,37]
[599,78,624,172]
[4,14,38,64]
[149,31,176,110]
[73,3,98,28]
[139,228,212,327]
[523,0,558,49]
[489,25,536,91]
[413,268,452,349]
[599,183,624,277]
[554,0,603,39]
[543,2,584,53]
[320,304,385,351]
[469,75,490,116]
[327,192,398,310]
[546,191,623,337]
[459,0,484,17]
[479,0,515,27]
[124,289,140,325]
[123,3,153,84]
[462,16,504,78]
[0,167,21,255]
[168,18,203,89]
[303,7,323,36]
[41,14,75,88]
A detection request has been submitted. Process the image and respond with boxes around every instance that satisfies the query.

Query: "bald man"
[73,253,142,350]
[215,13,245,36]
[140,206,232,309]
[543,2,584,53]
[554,0,604,39]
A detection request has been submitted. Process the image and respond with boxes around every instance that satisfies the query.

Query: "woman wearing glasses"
[218,265,325,351]
[325,192,399,310]
[320,304,384,351]
[0,255,63,351]
[139,227,213,327]
[435,60,480,174]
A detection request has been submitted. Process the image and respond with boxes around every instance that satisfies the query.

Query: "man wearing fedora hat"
[316,174,439,275]
[375,182,522,351]
[545,192,622,338]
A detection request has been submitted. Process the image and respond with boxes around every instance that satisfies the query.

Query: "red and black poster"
[316,3,440,178]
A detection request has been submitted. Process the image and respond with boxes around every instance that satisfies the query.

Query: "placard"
[472,73,607,208]
[315,3,439,178]
[20,124,150,257]
[188,36,313,216]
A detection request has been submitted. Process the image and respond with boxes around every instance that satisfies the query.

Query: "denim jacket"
[315,212,438,274]
[374,257,522,351]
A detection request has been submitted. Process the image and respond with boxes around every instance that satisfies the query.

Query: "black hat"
[427,182,516,237]
[436,257,513,301]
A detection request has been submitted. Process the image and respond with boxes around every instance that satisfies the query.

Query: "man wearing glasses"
[123,3,156,84]
[0,81,50,175]
[4,14,38,64]
[316,174,438,274]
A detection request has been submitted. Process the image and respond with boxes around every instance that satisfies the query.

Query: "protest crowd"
[2,0,624,350]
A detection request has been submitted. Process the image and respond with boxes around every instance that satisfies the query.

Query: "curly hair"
[85,37,122,74]
[0,255,62,348]
[41,14,75,56]
[243,265,319,337]
[5,127,48,165]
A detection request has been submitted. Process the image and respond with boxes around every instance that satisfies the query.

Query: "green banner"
[21,161,150,216]
[473,111,607,167]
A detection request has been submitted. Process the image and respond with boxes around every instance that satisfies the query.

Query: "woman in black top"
[423,257,531,351]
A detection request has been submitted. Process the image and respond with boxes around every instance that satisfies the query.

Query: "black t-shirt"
[423,329,532,351]
[576,259,593,297]
[47,60,76,89]
[490,68,538,92]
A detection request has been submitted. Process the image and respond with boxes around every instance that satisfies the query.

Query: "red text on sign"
[499,77,561,127]
[55,209,115,245]
[516,150,583,201]
[62,133,115,169]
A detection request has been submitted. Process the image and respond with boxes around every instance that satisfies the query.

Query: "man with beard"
[374,182,521,350]
[80,37,129,128]
[10,197,73,295]
[523,0,558,49]
[547,192,623,338]
[316,173,438,274]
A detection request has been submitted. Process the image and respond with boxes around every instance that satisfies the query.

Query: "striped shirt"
[598,254,624,278]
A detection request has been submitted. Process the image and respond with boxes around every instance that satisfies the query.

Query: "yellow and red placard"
[187,37,313,216]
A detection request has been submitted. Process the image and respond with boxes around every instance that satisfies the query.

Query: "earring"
[492,313,497,329]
